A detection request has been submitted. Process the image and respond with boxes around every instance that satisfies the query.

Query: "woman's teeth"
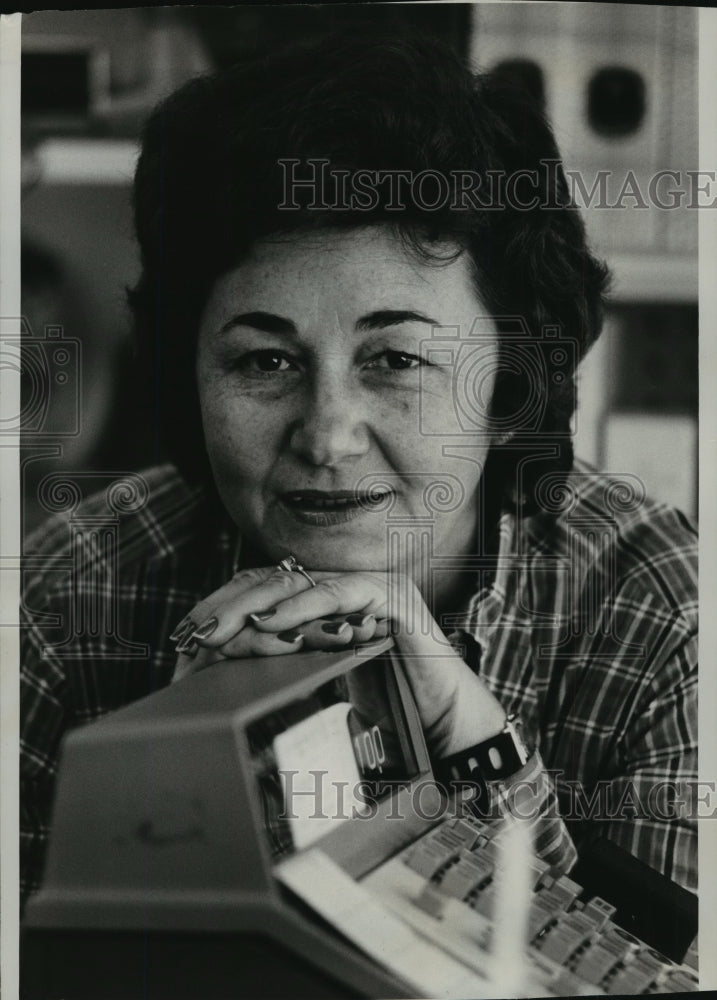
[284,492,392,509]
[291,497,356,508]
[281,491,393,526]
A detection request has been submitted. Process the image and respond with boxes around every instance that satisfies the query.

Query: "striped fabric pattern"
[20,460,697,906]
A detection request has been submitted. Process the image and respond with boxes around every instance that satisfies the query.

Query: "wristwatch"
[433,714,532,787]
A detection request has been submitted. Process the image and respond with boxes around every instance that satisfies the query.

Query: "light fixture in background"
[21,36,111,132]
[587,65,647,138]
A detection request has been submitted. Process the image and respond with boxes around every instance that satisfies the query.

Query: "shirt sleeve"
[472,609,696,890]
[20,611,69,911]
[478,749,578,878]
[573,625,698,892]
[550,562,699,894]
[455,589,696,889]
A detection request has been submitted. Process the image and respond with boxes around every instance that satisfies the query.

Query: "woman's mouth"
[280,489,395,526]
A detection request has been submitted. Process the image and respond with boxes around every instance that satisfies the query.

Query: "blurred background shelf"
[29,138,138,185]
[606,255,697,304]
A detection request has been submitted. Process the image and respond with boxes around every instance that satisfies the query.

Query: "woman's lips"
[280,490,394,526]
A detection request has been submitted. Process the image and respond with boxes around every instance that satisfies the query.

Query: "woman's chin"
[247,531,390,574]
[242,505,432,575]
[281,544,391,574]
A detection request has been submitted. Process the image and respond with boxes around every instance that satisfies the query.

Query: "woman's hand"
[171,566,507,757]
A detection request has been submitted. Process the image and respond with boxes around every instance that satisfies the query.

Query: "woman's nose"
[289,381,370,468]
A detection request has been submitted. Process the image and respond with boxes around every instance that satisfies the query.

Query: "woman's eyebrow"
[218,311,296,336]
[356,309,439,331]
[217,308,439,337]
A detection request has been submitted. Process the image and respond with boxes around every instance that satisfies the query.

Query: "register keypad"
[400,814,697,994]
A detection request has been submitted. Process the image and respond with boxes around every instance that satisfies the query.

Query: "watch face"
[246,655,419,859]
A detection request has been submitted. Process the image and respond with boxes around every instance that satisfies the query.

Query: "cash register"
[22,639,699,998]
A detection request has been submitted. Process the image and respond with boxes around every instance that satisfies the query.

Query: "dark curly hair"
[129,33,609,514]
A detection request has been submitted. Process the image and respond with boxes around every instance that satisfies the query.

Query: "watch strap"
[433,714,531,786]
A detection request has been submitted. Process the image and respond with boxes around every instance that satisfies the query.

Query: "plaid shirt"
[20,460,697,907]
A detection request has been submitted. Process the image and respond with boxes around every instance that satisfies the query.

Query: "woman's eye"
[368,351,426,372]
[234,350,298,375]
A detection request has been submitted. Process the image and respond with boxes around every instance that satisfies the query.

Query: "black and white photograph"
[1,2,715,997]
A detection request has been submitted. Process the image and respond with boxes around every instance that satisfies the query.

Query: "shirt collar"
[462,509,518,652]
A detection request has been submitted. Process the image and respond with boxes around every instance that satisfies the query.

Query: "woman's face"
[196,227,499,573]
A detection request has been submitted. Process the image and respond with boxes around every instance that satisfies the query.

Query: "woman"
[21,35,697,908]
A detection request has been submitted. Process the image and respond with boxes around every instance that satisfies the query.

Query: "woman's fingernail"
[170,616,194,642]
[346,613,375,628]
[277,629,304,644]
[172,622,197,647]
[176,636,199,655]
[321,621,351,636]
[250,608,277,624]
[191,616,218,640]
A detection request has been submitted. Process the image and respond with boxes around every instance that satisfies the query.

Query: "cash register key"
[470,884,495,919]
[459,847,493,877]
[631,950,671,979]
[439,855,492,900]
[546,875,582,910]
[605,959,663,995]
[572,942,625,984]
[528,892,562,941]
[528,896,560,939]
[453,814,490,834]
[551,875,582,903]
[448,818,483,850]
[476,836,503,864]
[550,967,597,996]
[530,881,579,925]
[562,910,598,936]
[638,944,671,966]
[593,927,640,965]
[580,896,617,931]
[607,924,642,949]
[431,827,470,851]
[404,839,461,880]
[414,882,449,920]
[526,859,550,890]
[538,921,592,966]
[665,969,699,991]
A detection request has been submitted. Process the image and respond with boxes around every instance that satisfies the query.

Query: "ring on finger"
[277,553,317,588]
